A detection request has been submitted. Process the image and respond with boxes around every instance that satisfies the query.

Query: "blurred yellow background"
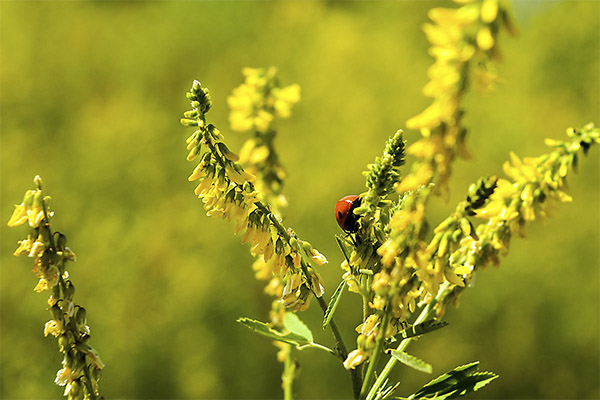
[1,1,598,398]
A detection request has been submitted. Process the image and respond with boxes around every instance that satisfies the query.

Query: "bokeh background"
[1,1,598,399]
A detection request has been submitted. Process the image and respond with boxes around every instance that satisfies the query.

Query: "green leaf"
[283,312,313,343]
[335,235,353,263]
[408,361,498,399]
[323,280,345,329]
[237,317,312,347]
[388,350,432,374]
[397,319,449,340]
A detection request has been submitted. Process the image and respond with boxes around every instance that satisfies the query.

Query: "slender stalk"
[316,295,362,399]
[282,343,294,400]
[364,282,450,400]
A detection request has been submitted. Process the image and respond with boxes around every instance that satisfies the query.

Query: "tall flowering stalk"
[179,1,596,399]
[228,67,302,398]
[8,176,104,400]
[338,0,518,384]
[181,79,362,397]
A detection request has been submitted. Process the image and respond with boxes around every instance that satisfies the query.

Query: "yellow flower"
[44,319,64,337]
[13,235,34,256]
[7,203,28,227]
[343,348,368,370]
[480,0,499,23]
[272,84,301,118]
[476,26,495,51]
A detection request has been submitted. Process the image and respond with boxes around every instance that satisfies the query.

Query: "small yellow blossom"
[7,203,28,227]
[44,319,64,337]
[343,348,368,370]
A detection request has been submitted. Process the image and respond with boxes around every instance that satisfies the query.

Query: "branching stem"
[316,295,362,399]
[364,282,451,400]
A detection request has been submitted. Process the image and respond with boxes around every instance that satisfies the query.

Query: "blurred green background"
[1,1,598,399]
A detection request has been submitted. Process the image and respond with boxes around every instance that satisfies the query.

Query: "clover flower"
[228,67,300,212]
[8,176,103,400]
[406,0,516,191]
[182,80,325,312]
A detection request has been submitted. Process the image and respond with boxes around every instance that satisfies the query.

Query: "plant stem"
[282,343,294,400]
[316,295,362,399]
[364,282,450,400]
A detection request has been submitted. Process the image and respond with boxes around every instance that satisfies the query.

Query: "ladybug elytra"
[335,195,362,232]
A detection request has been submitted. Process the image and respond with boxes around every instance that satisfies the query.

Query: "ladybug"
[335,195,362,233]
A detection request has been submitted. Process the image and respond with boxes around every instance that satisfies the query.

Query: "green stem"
[364,282,450,400]
[359,309,391,399]
[316,295,362,399]
[282,344,294,400]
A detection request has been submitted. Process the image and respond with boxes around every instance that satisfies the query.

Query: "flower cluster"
[346,123,598,376]
[334,130,408,370]
[8,176,103,400]
[405,0,517,192]
[228,67,300,134]
[340,0,520,372]
[228,67,301,212]
[183,80,325,312]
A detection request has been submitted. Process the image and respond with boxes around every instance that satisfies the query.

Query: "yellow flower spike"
[476,26,495,51]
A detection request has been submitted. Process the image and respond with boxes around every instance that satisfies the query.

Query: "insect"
[335,195,362,232]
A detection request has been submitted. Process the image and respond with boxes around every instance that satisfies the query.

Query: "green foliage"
[323,280,346,329]
[237,315,314,348]
[407,362,498,400]
[388,350,433,375]
[2,1,598,399]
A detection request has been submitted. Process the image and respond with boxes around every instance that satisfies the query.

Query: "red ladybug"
[335,195,362,232]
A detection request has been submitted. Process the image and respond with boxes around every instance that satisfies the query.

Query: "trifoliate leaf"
[408,361,498,399]
[237,317,312,347]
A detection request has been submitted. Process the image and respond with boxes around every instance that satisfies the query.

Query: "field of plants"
[1,1,598,399]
